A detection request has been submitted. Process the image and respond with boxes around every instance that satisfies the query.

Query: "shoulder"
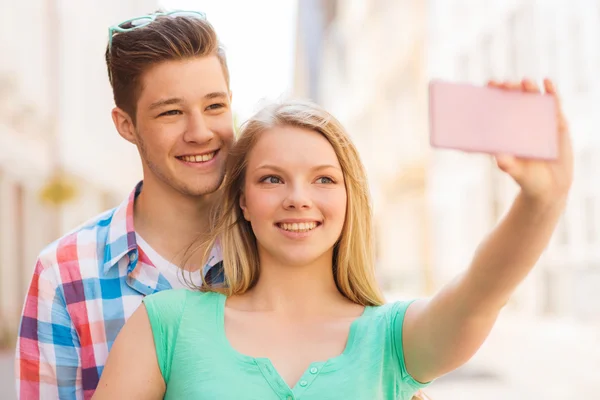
[143,287,218,305]
[143,289,219,323]
[358,299,422,340]
[37,208,117,270]
[143,287,190,308]
[367,299,419,322]
[366,300,431,389]
[32,207,118,286]
[351,300,419,340]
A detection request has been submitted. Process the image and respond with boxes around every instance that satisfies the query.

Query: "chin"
[175,175,226,197]
[172,182,219,197]
[274,249,333,268]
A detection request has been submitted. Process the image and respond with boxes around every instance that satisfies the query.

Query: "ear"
[112,107,137,145]
[239,192,250,221]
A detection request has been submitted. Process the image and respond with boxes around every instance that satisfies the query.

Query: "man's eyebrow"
[149,97,184,110]
[204,91,229,100]
[148,92,228,110]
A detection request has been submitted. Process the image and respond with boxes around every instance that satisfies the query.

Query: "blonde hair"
[192,99,385,306]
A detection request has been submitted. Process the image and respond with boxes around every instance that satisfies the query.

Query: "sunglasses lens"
[169,11,206,19]
[119,16,153,29]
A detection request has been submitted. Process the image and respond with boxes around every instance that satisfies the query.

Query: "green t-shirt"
[143,289,429,399]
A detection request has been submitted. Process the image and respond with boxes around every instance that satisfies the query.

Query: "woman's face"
[241,126,347,268]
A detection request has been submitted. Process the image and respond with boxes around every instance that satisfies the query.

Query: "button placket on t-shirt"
[291,362,325,397]
[255,359,326,399]
[256,359,295,399]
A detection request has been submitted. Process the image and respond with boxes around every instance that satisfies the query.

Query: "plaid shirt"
[15,182,223,400]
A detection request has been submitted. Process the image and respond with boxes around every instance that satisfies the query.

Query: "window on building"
[546,23,559,82]
[0,170,3,315]
[488,162,503,222]
[578,149,598,245]
[323,0,339,26]
[507,5,534,79]
[570,18,587,93]
[13,182,26,305]
[584,195,597,245]
[457,53,471,81]
[579,148,593,178]
[555,215,569,247]
[333,32,347,80]
[507,12,519,78]
[481,35,494,80]
[542,267,559,316]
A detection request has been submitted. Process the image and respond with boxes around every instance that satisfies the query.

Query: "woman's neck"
[232,250,357,317]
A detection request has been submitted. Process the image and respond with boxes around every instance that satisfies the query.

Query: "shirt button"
[310,367,318,374]
[300,380,308,387]
[286,396,293,400]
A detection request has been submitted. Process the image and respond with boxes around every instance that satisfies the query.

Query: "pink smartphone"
[428,79,558,160]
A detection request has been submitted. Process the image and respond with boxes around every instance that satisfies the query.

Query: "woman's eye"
[261,176,282,184]
[316,177,334,184]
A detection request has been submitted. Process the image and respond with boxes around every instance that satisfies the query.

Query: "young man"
[15,11,232,400]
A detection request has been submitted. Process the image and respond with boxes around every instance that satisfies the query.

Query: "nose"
[283,183,313,210]
[182,111,215,144]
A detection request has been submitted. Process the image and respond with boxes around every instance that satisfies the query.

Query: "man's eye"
[206,103,225,111]
[160,110,182,116]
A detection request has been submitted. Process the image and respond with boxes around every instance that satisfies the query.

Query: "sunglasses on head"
[107,10,206,51]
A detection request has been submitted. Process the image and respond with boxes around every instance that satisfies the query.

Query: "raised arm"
[402,78,573,384]
[92,305,165,400]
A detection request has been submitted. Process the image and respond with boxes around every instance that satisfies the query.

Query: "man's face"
[132,56,234,197]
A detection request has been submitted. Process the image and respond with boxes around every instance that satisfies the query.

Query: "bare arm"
[402,78,573,384]
[404,194,565,383]
[92,305,165,400]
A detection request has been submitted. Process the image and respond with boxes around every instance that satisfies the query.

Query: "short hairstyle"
[105,12,230,122]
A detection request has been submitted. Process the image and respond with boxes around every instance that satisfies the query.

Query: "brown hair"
[104,12,230,123]
[189,99,385,306]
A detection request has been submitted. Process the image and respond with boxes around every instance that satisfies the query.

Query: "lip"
[275,218,322,224]
[275,220,322,240]
[176,149,220,169]
[176,148,220,158]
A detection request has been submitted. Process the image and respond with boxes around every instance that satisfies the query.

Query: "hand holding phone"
[428,80,558,160]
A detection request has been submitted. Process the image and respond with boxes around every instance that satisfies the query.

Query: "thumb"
[495,154,519,176]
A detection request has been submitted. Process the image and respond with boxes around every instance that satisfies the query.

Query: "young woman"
[93,78,572,400]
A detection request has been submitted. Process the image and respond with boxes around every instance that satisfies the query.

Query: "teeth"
[279,222,318,232]
[180,152,215,163]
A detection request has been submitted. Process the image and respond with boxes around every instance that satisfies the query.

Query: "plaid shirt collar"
[103,181,141,274]
[101,181,223,294]
[102,181,172,296]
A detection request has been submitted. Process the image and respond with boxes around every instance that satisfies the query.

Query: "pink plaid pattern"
[15,182,222,399]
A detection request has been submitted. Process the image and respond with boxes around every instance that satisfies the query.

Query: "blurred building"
[295,0,433,296]
[295,0,600,320]
[0,0,156,346]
